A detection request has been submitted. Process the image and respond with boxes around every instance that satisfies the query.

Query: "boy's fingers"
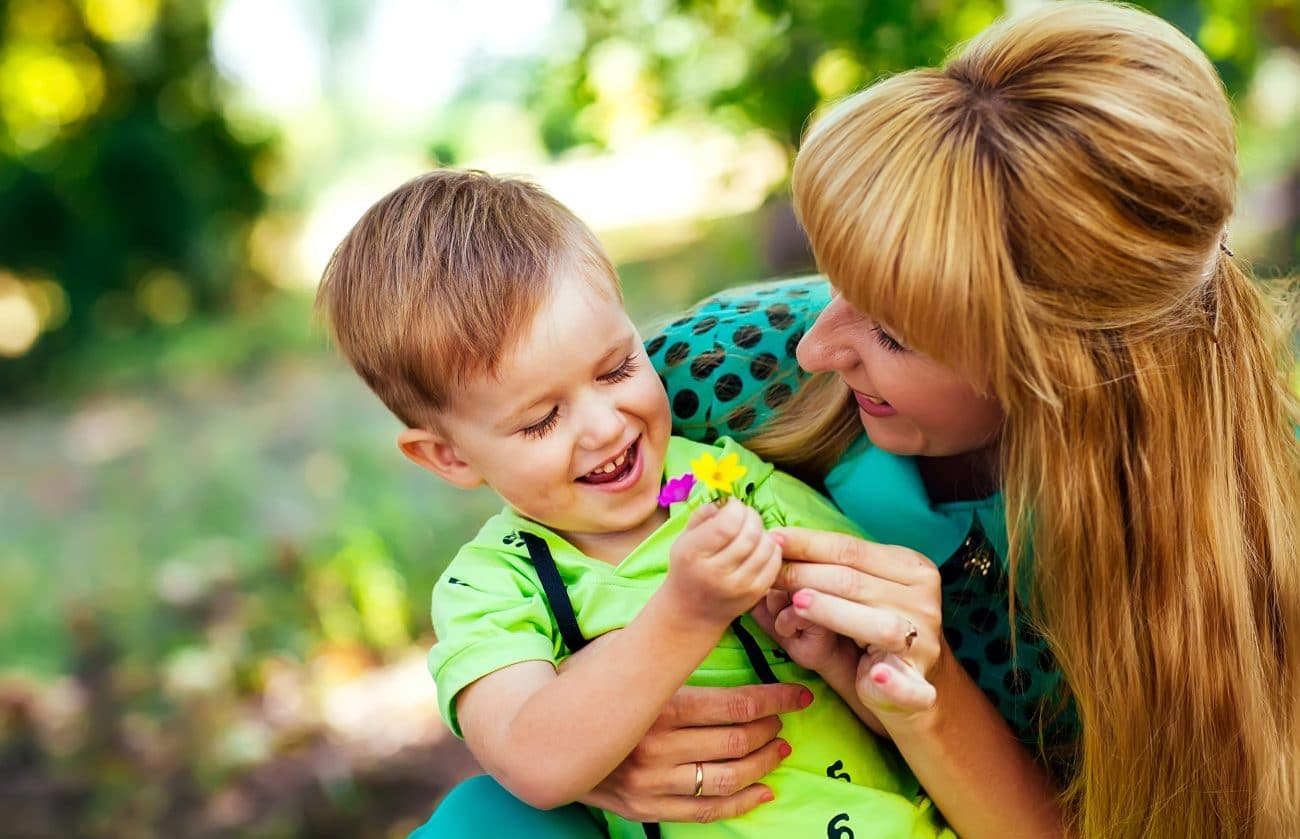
[684,499,746,553]
[773,606,806,637]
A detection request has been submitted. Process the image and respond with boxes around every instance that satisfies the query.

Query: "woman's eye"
[522,408,559,439]
[871,324,907,353]
[599,353,639,383]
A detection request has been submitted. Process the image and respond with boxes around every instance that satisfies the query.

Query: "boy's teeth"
[590,446,631,477]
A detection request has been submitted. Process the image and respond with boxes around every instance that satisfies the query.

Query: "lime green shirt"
[430,435,953,838]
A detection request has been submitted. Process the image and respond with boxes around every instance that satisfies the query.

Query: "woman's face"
[796,288,1004,459]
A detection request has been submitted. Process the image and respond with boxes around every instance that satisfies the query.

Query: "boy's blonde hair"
[317,169,620,428]
[775,1,1299,836]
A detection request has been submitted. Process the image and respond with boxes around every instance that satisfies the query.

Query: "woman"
[421,2,1300,836]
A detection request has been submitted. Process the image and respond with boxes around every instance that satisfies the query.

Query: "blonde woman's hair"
[780,2,1300,835]
[317,169,619,428]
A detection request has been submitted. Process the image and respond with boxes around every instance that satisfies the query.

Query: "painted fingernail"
[759,789,776,803]
[797,687,814,708]
[777,740,792,758]
[873,668,890,686]
[791,590,812,609]
[769,531,786,547]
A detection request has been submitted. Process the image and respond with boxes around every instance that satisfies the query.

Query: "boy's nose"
[579,395,626,450]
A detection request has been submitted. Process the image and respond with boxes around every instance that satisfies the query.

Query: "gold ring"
[693,761,705,797]
[904,621,919,650]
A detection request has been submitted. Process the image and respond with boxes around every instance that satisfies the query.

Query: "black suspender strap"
[519,531,589,655]
[730,618,780,685]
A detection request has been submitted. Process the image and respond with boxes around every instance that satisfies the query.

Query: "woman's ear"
[396,427,483,489]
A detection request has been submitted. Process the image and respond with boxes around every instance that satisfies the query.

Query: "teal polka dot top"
[647,276,1077,775]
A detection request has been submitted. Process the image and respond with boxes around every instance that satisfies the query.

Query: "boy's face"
[430,268,672,543]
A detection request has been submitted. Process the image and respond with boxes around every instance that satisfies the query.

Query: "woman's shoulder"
[647,275,830,443]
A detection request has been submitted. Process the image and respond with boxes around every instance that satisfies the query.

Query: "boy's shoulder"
[664,434,776,487]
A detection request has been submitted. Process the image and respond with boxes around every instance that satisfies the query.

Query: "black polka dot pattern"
[939,519,1070,748]
[733,324,762,348]
[726,406,757,432]
[645,277,829,445]
[673,389,699,419]
[690,346,727,379]
[714,374,743,402]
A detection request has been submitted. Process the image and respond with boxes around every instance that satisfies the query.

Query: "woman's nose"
[797,297,858,374]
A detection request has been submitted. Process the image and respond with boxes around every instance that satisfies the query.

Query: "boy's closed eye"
[518,353,641,439]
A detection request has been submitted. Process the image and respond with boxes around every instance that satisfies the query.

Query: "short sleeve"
[428,557,560,738]
[758,468,868,540]
[646,276,830,443]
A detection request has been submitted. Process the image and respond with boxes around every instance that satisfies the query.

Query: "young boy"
[317,169,953,838]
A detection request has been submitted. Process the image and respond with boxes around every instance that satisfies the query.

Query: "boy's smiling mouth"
[579,439,639,485]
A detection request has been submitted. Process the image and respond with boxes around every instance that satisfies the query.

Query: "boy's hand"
[666,499,782,626]
[749,589,842,673]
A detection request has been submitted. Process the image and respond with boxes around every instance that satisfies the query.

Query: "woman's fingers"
[683,736,790,797]
[647,782,778,824]
[789,588,921,653]
[650,716,784,767]
[859,654,937,712]
[657,683,813,728]
[771,526,934,584]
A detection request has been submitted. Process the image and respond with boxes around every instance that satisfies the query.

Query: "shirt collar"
[824,437,1008,568]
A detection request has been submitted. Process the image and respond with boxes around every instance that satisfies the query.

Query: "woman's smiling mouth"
[853,390,898,417]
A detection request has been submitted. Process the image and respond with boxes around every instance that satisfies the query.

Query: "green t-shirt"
[430,435,953,839]
[649,276,1075,773]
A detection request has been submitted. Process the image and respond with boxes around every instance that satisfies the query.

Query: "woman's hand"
[770,527,944,722]
[579,682,811,824]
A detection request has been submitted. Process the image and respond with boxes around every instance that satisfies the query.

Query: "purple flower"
[657,473,696,507]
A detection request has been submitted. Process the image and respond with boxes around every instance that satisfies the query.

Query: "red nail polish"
[778,741,792,758]
[797,688,814,708]
[873,669,890,685]
[791,590,812,609]
[759,790,775,803]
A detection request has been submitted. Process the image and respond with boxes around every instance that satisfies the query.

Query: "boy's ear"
[396,427,483,489]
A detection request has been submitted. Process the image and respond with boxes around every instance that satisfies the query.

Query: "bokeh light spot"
[812,48,864,100]
[1199,15,1239,61]
[81,0,160,43]
[0,275,42,357]
[136,269,193,326]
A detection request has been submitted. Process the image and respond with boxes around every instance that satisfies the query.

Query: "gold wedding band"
[693,761,705,797]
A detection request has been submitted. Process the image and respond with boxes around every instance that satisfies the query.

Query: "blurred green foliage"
[3,0,1299,834]
[0,0,267,398]
[518,0,1293,153]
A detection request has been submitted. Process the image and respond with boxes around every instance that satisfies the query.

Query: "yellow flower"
[690,451,747,495]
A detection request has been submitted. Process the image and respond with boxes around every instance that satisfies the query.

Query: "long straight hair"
[774,3,1300,835]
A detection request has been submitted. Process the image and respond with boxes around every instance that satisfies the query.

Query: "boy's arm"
[457,500,782,811]
[456,587,727,810]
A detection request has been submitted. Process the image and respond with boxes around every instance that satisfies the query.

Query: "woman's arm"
[773,526,1066,839]
[578,681,811,823]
